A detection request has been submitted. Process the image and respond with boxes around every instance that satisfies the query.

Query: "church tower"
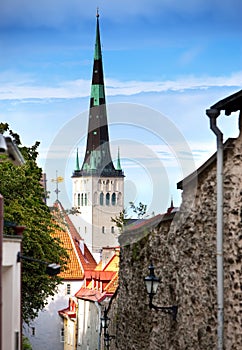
[71,12,124,258]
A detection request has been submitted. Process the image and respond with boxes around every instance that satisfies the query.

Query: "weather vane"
[51,171,64,201]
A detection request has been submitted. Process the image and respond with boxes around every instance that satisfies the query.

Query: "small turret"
[75,148,80,172]
[116,148,122,171]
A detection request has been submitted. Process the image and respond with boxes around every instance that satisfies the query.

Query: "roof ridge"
[54,200,97,268]
[51,201,97,276]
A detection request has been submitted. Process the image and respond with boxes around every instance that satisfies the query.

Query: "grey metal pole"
[206,109,224,350]
[216,129,224,350]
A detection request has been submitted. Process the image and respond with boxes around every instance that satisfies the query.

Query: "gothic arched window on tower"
[117,192,122,205]
[111,193,116,206]
[81,193,84,206]
[77,194,80,208]
[84,193,87,206]
[106,193,110,206]
[100,192,104,206]
[94,192,98,205]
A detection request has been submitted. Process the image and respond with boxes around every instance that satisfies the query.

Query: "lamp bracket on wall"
[17,252,61,276]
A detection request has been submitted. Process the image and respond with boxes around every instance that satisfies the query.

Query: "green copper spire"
[116,147,122,170]
[94,9,102,60]
[72,12,124,178]
[80,11,114,175]
[90,10,106,108]
[75,148,80,171]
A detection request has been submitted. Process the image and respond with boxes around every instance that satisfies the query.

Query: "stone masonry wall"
[110,132,242,350]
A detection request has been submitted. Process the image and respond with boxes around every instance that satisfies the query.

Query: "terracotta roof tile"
[104,272,118,294]
[95,261,103,271]
[59,298,77,319]
[75,287,105,302]
[75,253,119,299]
[51,201,97,280]
[55,201,97,270]
[52,226,84,280]
[103,253,119,272]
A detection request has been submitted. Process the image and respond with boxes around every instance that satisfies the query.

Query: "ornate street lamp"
[144,262,178,320]
[101,308,110,332]
[101,308,115,350]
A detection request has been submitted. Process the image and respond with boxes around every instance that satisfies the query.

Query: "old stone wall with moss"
[110,132,242,350]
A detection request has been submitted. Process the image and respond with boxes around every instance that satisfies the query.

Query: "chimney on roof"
[101,247,116,269]
[79,239,85,255]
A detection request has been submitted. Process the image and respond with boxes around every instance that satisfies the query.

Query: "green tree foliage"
[129,201,147,219]
[111,208,127,233]
[111,201,148,232]
[22,335,32,350]
[0,123,68,323]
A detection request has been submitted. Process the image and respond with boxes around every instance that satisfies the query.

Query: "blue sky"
[1,0,242,214]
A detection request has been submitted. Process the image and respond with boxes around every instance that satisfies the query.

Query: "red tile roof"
[104,272,118,294]
[103,252,119,272]
[51,201,97,280]
[57,202,97,271]
[75,287,106,302]
[75,249,119,300]
[59,298,77,319]
[85,270,116,281]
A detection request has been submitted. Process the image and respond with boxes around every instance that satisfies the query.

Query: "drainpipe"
[206,108,223,350]
[95,301,102,350]
[0,195,3,350]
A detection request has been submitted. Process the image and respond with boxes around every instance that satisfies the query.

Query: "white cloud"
[0,71,241,101]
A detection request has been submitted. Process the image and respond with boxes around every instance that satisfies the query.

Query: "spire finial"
[166,196,174,214]
[51,170,64,202]
[170,196,174,208]
[96,7,99,18]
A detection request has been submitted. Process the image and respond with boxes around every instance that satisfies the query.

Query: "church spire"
[73,12,123,178]
[90,9,105,107]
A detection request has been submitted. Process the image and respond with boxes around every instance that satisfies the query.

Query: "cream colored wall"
[72,175,124,255]
[2,237,22,350]
[72,177,93,251]
[64,317,76,350]
[25,280,83,350]
[76,299,100,350]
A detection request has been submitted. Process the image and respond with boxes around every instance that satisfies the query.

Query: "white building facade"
[24,281,82,350]
[2,236,22,350]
